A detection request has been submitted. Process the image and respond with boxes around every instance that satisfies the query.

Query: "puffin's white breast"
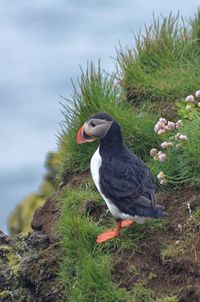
[90,148,130,219]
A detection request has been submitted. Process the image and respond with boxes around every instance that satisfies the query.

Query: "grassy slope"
[117,13,200,103]
[56,10,200,302]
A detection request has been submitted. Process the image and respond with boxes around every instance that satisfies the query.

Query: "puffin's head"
[76,112,114,144]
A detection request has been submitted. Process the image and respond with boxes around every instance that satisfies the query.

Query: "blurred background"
[0,0,199,233]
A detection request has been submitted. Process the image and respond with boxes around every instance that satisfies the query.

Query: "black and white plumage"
[77,112,167,242]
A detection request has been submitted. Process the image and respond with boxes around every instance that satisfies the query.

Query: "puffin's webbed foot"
[96,220,136,243]
[96,228,120,243]
[121,219,135,228]
[96,222,121,243]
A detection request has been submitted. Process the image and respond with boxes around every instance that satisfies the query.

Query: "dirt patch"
[85,188,200,300]
[115,189,200,299]
[31,192,60,242]
[59,171,90,189]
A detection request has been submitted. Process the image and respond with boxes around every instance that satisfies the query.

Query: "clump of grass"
[160,243,185,262]
[129,283,154,302]
[156,296,179,302]
[58,63,160,179]
[177,114,200,186]
[117,12,200,104]
[58,189,133,302]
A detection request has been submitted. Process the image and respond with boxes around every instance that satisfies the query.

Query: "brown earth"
[1,168,199,302]
[85,187,200,301]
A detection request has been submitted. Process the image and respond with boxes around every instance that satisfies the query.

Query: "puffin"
[76,112,167,243]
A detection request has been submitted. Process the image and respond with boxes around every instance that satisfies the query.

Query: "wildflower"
[179,134,188,141]
[157,171,167,185]
[195,90,200,97]
[161,141,173,148]
[157,129,166,135]
[150,148,158,157]
[186,105,192,111]
[159,117,167,124]
[167,121,175,130]
[198,102,200,108]
[176,120,183,128]
[185,95,194,102]
[154,122,165,133]
[160,142,168,148]
[158,153,167,162]
[157,171,165,180]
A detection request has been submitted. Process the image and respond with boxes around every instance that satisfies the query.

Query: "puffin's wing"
[99,156,155,208]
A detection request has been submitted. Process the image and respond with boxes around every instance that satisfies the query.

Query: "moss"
[7,252,20,276]
[0,290,11,299]
[129,283,154,302]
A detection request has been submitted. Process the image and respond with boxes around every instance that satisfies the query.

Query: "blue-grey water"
[0,0,199,233]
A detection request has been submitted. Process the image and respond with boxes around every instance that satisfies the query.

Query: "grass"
[117,12,200,104]
[57,189,169,301]
[58,63,161,179]
[57,189,134,302]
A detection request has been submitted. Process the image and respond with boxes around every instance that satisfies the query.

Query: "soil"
[86,187,200,301]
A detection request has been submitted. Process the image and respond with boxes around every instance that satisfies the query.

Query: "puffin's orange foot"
[96,229,120,244]
[121,220,135,228]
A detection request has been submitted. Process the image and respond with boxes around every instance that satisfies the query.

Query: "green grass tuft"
[117,12,200,104]
[58,63,160,179]
[129,283,154,302]
[57,189,133,302]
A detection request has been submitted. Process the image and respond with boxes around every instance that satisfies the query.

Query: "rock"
[0,211,64,301]
[31,193,60,242]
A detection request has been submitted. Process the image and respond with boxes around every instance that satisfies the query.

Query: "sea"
[0,0,198,233]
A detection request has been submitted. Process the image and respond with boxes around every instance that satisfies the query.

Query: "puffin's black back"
[96,115,166,218]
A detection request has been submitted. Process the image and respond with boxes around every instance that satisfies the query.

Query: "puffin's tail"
[135,205,168,218]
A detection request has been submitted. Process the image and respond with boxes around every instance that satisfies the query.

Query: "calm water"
[0,0,199,233]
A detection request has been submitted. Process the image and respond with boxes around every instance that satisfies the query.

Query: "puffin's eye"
[90,121,96,127]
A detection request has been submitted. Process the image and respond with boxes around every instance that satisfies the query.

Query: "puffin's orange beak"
[76,124,96,144]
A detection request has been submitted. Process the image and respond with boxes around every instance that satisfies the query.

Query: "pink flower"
[158,153,167,162]
[195,90,200,97]
[160,142,168,148]
[161,141,173,148]
[158,129,166,135]
[167,121,175,130]
[179,134,188,141]
[185,95,194,102]
[154,118,167,133]
[150,148,158,157]
[159,117,167,124]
